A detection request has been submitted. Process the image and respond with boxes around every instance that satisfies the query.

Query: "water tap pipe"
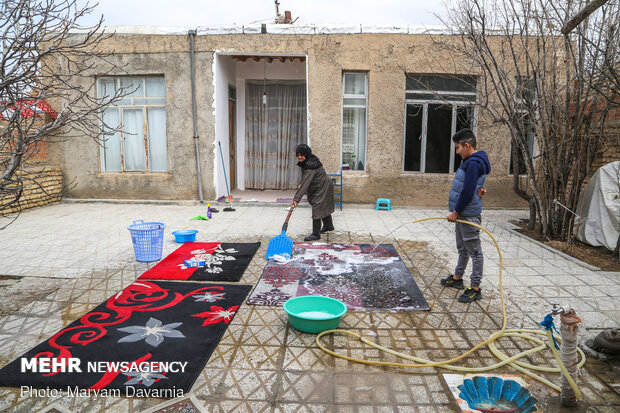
[188,29,204,203]
[316,217,585,396]
[560,308,583,405]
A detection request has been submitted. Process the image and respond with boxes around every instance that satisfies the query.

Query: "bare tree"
[0,0,126,227]
[430,0,619,239]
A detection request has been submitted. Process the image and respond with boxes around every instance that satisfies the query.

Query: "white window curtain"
[147,108,167,172]
[342,108,366,170]
[245,80,307,190]
[102,108,122,172]
[122,109,146,171]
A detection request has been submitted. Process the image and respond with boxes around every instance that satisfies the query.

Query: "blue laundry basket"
[127,220,166,262]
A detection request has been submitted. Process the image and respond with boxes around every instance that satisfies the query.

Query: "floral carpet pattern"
[247,243,430,311]
[0,281,251,395]
[138,242,260,282]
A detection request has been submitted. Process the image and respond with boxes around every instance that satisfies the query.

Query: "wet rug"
[0,281,251,397]
[138,242,260,282]
[246,243,430,311]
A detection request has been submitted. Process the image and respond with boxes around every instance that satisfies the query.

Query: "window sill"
[98,171,170,175]
[399,172,454,177]
[342,170,368,178]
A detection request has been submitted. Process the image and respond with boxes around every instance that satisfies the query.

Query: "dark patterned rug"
[247,243,430,311]
[0,281,251,396]
[139,242,260,282]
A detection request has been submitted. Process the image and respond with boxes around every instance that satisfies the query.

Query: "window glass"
[342,107,366,170]
[404,73,477,173]
[342,72,367,171]
[120,77,144,98]
[406,74,477,93]
[147,108,167,172]
[122,108,146,171]
[145,77,165,97]
[344,73,366,95]
[98,76,167,172]
[453,106,474,172]
[404,105,423,172]
[102,108,121,172]
[425,104,453,173]
[98,77,116,99]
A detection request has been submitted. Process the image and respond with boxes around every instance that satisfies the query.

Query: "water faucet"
[550,303,565,316]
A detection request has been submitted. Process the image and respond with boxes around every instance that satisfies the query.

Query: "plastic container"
[127,220,166,262]
[172,230,198,243]
[283,296,347,334]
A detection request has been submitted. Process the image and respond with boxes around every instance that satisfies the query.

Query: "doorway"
[228,84,236,189]
[245,80,307,190]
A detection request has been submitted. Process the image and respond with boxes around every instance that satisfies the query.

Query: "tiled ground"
[0,202,618,412]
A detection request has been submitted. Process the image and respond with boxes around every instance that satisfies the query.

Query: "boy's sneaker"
[440,275,464,289]
[458,287,482,303]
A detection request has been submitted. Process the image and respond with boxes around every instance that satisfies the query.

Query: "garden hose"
[316,217,585,396]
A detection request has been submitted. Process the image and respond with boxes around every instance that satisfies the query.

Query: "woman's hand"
[292,200,298,208]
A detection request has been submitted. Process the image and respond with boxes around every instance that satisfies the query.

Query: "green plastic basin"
[283,296,347,334]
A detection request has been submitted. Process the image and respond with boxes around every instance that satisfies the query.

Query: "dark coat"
[294,157,334,220]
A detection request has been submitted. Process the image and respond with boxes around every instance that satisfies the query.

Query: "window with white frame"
[341,72,367,171]
[403,74,477,173]
[509,77,537,175]
[98,76,167,172]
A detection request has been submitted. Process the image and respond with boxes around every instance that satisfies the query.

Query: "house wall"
[1,116,63,214]
[214,54,236,197]
[49,31,527,208]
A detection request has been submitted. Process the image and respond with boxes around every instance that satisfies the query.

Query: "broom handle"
[218,141,231,196]
[282,206,294,232]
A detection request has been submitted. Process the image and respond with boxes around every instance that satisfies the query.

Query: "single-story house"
[48,24,528,208]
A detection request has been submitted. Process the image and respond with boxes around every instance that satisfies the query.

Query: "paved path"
[0,202,618,412]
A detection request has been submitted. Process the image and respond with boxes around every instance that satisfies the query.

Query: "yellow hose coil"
[315,217,585,396]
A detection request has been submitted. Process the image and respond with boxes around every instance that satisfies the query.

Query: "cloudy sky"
[77,0,447,27]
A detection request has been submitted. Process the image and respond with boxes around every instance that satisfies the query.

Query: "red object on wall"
[0,99,58,120]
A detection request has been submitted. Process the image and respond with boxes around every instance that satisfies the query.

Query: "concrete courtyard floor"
[0,201,618,412]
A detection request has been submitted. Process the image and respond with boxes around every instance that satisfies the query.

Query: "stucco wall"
[50,31,527,208]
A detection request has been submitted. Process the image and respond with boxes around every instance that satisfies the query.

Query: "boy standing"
[441,128,491,303]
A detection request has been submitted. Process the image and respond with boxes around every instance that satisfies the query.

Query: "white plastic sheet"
[574,161,620,251]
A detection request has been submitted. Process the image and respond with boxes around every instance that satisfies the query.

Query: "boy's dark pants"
[454,216,483,287]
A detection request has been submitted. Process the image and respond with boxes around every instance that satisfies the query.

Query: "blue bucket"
[127,220,166,262]
[172,230,198,243]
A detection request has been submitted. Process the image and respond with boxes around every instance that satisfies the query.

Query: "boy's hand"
[291,200,298,208]
[447,211,459,222]
[478,188,486,197]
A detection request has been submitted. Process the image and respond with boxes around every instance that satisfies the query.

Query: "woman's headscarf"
[295,144,322,170]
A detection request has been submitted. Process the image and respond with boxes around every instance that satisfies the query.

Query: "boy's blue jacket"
[448,151,491,217]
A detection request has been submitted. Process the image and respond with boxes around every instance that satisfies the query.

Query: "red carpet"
[139,242,260,282]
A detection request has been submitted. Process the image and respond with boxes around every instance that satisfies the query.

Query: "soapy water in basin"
[295,311,338,319]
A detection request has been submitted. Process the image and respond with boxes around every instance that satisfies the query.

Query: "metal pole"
[188,29,204,203]
[560,308,581,407]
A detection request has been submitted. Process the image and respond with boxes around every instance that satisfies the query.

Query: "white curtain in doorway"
[245,80,306,190]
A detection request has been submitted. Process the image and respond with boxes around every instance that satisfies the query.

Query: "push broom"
[265,206,295,260]
[218,141,235,211]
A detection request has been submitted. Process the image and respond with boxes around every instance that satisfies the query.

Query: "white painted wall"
[234,59,306,190]
[213,54,237,198]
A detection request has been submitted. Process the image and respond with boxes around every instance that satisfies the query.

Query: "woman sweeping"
[292,144,335,241]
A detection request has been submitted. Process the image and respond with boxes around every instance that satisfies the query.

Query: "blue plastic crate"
[127,220,166,262]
